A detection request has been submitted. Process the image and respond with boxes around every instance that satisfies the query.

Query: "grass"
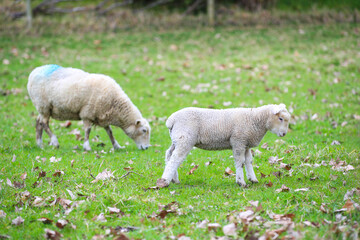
[0,23,359,239]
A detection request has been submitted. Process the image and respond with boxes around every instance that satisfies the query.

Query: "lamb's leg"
[232,147,247,187]
[36,115,44,148]
[245,149,258,183]
[83,120,92,151]
[157,142,193,188]
[104,126,124,150]
[165,144,179,183]
[41,116,59,148]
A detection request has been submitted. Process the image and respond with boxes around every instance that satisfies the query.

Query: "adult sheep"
[27,64,151,151]
[157,104,291,188]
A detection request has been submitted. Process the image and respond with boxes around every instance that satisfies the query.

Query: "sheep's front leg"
[83,120,92,151]
[41,116,59,148]
[157,143,192,188]
[232,147,247,187]
[104,126,124,150]
[165,144,179,183]
[36,115,44,148]
[245,149,258,183]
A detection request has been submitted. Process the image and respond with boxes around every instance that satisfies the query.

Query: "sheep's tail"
[166,114,175,131]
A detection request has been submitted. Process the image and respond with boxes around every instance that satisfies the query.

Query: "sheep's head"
[125,118,151,150]
[268,104,291,137]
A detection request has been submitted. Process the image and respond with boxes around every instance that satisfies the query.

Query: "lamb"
[156,104,291,188]
[27,64,151,151]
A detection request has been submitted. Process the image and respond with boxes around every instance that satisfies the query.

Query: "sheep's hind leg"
[41,116,59,148]
[245,149,258,183]
[165,144,179,183]
[232,147,247,187]
[83,120,92,151]
[36,115,44,148]
[104,126,124,150]
[157,141,193,188]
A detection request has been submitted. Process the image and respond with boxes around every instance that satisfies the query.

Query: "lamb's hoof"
[249,179,259,183]
[236,181,247,188]
[171,178,180,184]
[156,178,170,188]
[83,142,91,151]
[49,142,59,148]
[113,142,125,150]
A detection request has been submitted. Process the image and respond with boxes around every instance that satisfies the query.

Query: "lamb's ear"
[135,119,142,126]
[272,104,286,115]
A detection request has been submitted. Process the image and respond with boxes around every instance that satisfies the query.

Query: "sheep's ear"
[272,104,286,115]
[135,120,142,126]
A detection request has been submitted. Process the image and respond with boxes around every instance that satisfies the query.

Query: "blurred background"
[1,0,360,34]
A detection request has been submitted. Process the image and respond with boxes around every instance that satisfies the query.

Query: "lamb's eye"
[142,129,147,133]
[279,117,283,121]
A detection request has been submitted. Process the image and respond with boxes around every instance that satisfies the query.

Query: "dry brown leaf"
[342,199,355,211]
[188,165,199,175]
[207,223,221,231]
[56,219,69,229]
[108,207,121,214]
[60,121,71,128]
[20,172,27,180]
[276,184,290,193]
[225,167,234,175]
[91,169,114,183]
[44,228,63,240]
[12,216,24,225]
[265,180,273,187]
[38,217,53,224]
[223,223,237,236]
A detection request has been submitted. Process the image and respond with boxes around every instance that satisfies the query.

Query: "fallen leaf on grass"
[93,213,107,222]
[108,207,121,214]
[276,184,290,193]
[0,210,6,218]
[268,156,283,164]
[38,217,53,224]
[294,188,309,192]
[20,172,27,180]
[196,220,209,228]
[205,161,212,166]
[265,180,273,187]
[272,171,282,178]
[49,157,61,163]
[33,196,46,207]
[343,188,360,201]
[342,199,355,212]
[320,203,328,213]
[225,167,234,175]
[223,223,237,236]
[331,140,341,145]
[6,178,13,187]
[52,170,64,177]
[66,189,77,200]
[91,169,114,183]
[280,163,292,170]
[60,121,71,128]
[44,228,62,240]
[12,216,24,225]
[56,219,69,229]
[188,165,199,175]
[207,223,221,231]
[261,142,269,149]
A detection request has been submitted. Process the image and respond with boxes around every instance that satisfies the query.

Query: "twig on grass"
[120,171,143,179]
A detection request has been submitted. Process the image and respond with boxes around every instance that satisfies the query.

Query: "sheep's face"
[268,104,291,137]
[126,118,151,150]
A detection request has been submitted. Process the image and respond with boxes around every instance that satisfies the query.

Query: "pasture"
[0,23,359,239]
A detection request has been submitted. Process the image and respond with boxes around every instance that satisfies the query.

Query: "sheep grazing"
[156,104,291,188]
[27,64,151,151]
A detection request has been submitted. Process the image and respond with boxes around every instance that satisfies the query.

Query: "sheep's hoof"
[113,143,125,150]
[249,179,259,183]
[156,178,170,188]
[236,181,247,188]
[171,178,180,184]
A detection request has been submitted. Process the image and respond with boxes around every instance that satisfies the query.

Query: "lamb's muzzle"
[157,104,291,188]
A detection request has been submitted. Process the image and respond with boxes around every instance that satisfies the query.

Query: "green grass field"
[0,23,359,239]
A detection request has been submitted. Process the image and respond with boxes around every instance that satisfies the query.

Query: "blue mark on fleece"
[38,64,62,77]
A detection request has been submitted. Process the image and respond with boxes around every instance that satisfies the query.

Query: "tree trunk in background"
[207,0,215,26]
[26,0,32,29]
